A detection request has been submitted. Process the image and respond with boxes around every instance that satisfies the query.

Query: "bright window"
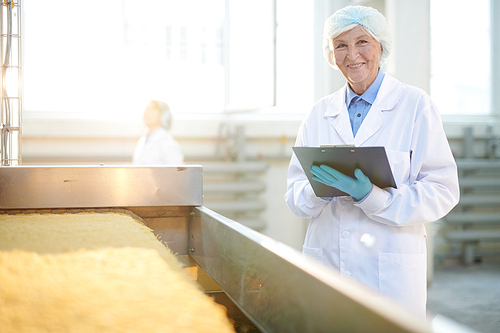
[430,0,491,115]
[23,0,276,119]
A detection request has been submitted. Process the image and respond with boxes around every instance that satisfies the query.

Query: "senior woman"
[284,5,459,319]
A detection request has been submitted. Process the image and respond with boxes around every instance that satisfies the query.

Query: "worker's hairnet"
[150,100,172,130]
[323,5,392,69]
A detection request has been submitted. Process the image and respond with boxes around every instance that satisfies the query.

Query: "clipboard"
[292,146,397,197]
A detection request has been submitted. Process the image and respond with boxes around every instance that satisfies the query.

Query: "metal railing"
[1,0,22,166]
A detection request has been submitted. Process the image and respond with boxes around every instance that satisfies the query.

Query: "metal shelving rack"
[1,0,22,166]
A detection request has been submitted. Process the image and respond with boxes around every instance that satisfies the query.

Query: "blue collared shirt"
[345,70,385,137]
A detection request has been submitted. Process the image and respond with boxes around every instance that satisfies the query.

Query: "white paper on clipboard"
[292,146,397,197]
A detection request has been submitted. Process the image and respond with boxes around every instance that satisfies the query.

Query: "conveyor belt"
[0,165,469,332]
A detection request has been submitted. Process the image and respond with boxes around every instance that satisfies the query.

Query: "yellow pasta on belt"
[0,212,235,333]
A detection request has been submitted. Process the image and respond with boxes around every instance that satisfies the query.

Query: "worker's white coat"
[285,73,459,317]
[133,127,184,165]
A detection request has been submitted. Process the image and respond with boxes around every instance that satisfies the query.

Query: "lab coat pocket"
[385,149,410,188]
[379,253,426,312]
[302,246,323,264]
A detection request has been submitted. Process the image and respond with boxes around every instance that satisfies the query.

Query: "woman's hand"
[311,165,373,200]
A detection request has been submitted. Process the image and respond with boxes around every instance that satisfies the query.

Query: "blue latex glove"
[310,165,373,200]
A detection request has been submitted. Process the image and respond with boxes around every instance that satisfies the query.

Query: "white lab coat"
[285,73,459,318]
[133,127,184,165]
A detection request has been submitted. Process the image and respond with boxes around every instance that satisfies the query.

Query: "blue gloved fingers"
[319,165,353,183]
[310,165,373,200]
[311,173,335,187]
[351,168,373,200]
[311,165,347,188]
[312,175,335,187]
[310,165,338,187]
[311,165,338,180]
[354,168,369,181]
[321,166,369,184]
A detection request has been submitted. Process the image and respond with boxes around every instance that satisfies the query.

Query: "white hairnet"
[150,100,172,130]
[323,5,392,69]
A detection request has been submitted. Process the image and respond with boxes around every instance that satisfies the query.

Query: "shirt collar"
[345,69,385,106]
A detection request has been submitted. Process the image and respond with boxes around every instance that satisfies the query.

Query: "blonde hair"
[149,100,172,130]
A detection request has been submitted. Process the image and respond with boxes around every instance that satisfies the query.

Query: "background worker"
[133,100,184,165]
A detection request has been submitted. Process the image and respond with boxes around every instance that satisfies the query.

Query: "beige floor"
[427,258,500,333]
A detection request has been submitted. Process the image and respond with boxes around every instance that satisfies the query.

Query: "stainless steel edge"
[189,206,432,333]
[0,165,203,209]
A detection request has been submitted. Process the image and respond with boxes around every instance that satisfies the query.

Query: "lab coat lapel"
[325,86,354,145]
[354,74,402,146]
[354,104,384,146]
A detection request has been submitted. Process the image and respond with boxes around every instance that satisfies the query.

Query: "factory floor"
[427,257,500,333]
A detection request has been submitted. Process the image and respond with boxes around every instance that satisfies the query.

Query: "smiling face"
[332,25,383,95]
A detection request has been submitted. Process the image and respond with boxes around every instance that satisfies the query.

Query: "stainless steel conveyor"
[0,165,450,332]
